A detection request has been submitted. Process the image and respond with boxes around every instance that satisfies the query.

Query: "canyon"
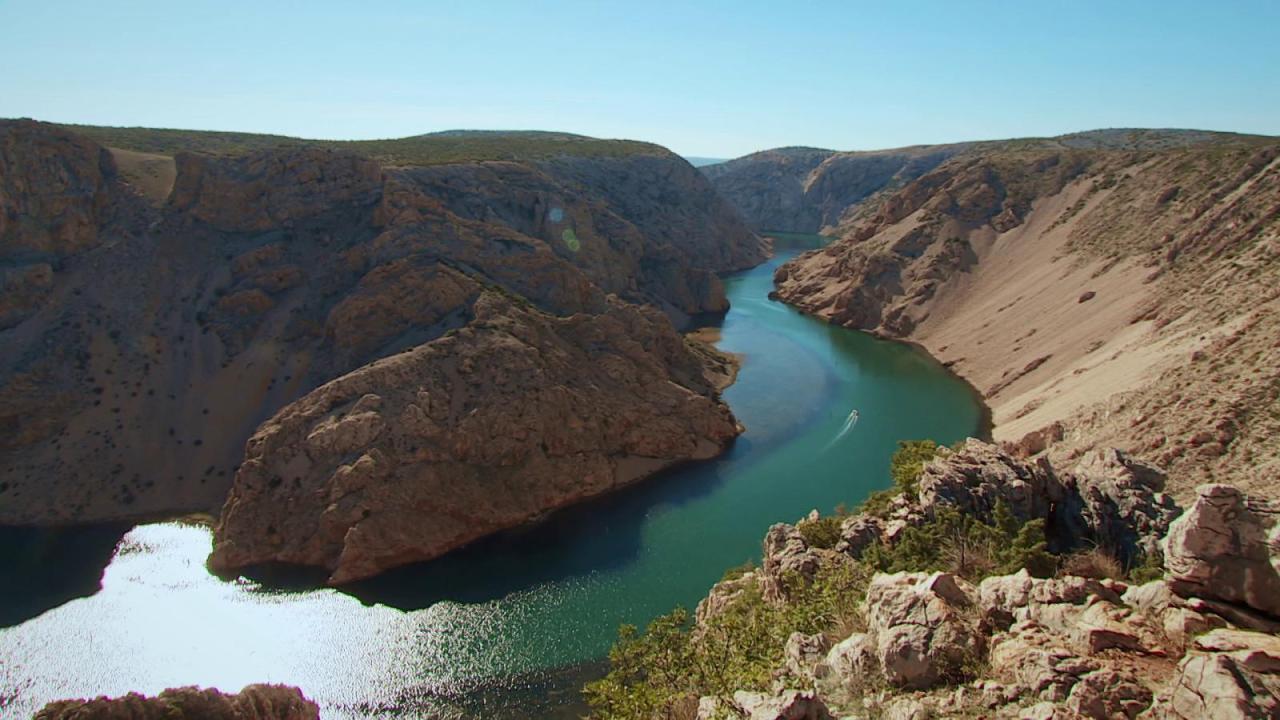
[709,129,1280,500]
[0,119,763,582]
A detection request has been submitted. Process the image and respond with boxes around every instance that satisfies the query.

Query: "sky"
[1,1,1277,158]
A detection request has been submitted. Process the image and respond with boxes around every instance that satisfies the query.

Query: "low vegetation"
[585,439,1058,719]
[57,124,666,166]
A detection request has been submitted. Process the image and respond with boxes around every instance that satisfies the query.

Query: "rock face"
[34,684,318,720]
[860,572,984,689]
[168,148,384,232]
[912,439,1179,563]
[1158,629,1280,719]
[0,121,760,564]
[0,119,120,259]
[393,154,762,325]
[1163,484,1280,618]
[209,294,740,583]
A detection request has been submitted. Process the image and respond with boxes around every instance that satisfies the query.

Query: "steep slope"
[775,137,1280,498]
[0,119,763,563]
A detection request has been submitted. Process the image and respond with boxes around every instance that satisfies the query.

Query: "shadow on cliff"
[323,439,757,610]
[0,523,133,628]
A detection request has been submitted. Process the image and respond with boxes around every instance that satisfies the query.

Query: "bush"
[797,515,842,549]
[861,499,1055,582]
[1126,550,1166,584]
[584,561,870,719]
[889,440,939,498]
[1060,546,1125,580]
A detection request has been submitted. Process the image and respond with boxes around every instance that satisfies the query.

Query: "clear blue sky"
[1,1,1276,158]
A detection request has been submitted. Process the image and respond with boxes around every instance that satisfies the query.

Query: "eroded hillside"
[0,120,764,582]
[774,137,1280,498]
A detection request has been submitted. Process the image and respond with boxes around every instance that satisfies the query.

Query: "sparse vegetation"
[584,560,870,720]
[56,124,666,166]
[860,499,1055,582]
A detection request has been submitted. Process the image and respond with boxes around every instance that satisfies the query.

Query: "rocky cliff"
[0,120,764,580]
[772,133,1280,498]
[593,440,1280,719]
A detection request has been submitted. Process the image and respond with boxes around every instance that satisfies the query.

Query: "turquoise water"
[0,235,982,719]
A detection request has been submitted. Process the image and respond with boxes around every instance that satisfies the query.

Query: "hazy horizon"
[2,1,1278,157]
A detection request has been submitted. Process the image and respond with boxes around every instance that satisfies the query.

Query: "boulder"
[1157,629,1280,719]
[1065,668,1152,719]
[917,439,1060,525]
[863,572,983,689]
[1163,484,1280,618]
[697,690,834,720]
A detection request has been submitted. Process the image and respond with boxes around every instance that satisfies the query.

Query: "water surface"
[0,234,982,718]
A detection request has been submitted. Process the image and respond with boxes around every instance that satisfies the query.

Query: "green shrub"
[859,440,940,518]
[861,499,1055,581]
[1126,550,1165,584]
[890,439,939,498]
[797,515,842,549]
[584,561,870,719]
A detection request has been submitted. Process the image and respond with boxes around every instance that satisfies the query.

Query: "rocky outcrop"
[867,439,1179,564]
[1157,629,1280,719]
[0,121,757,555]
[168,148,384,232]
[208,293,740,583]
[680,445,1280,719]
[34,684,318,720]
[856,572,984,689]
[1163,484,1280,618]
[0,119,120,259]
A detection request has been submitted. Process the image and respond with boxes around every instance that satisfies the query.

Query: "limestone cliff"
[773,133,1280,498]
[622,440,1280,719]
[209,293,740,584]
[0,120,762,549]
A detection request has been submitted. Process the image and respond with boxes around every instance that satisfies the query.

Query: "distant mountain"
[703,129,1275,233]
[684,156,728,168]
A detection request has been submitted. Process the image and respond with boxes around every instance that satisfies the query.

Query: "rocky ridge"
[661,440,1280,720]
[771,134,1280,498]
[34,684,318,720]
[0,120,764,583]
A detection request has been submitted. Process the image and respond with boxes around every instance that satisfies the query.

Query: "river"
[0,234,982,719]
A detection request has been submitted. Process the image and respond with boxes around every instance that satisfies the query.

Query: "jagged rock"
[760,523,825,601]
[817,632,875,687]
[784,632,830,681]
[0,119,119,259]
[697,570,759,626]
[1055,447,1181,564]
[1061,676,1137,719]
[863,572,984,690]
[210,294,740,584]
[917,439,1061,525]
[1163,484,1280,618]
[698,690,834,720]
[835,514,884,557]
[1156,629,1280,719]
[1069,600,1158,655]
[989,621,1098,702]
[33,684,318,720]
[978,569,1121,631]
